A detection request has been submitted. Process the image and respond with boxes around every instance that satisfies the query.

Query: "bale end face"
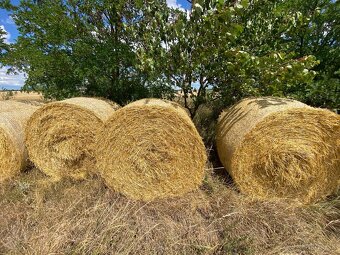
[96,99,207,201]
[25,98,117,180]
[0,128,22,182]
[236,108,339,203]
[0,104,38,182]
[217,97,340,204]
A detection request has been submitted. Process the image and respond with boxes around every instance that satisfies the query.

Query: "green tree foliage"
[0,0,338,110]
[236,0,339,108]
[0,25,9,57]
[282,0,339,108]
[0,0,173,104]
[139,0,319,115]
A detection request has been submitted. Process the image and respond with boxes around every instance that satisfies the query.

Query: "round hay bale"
[0,102,38,182]
[216,97,340,203]
[96,98,207,201]
[25,97,119,180]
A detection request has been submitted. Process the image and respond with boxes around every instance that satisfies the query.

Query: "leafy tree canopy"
[0,0,338,110]
[0,0,174,104]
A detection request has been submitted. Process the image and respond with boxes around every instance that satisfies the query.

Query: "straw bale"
[0,101,38,181]
[25,97,118,180]
[216,97,340,203]
[96,98,207,201]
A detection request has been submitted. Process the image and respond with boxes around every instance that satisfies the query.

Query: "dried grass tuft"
[216,97,340,204]
[96,98,207,201]
[0,101,38,182]
[25,97,118,180]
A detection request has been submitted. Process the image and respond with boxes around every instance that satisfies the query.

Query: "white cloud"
[166,0,184,10]
[6,17,14,25]
[0,67,26,89]
[0,16,15,25]
[0,25,11,44]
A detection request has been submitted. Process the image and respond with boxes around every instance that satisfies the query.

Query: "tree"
[139,0,318,116]
[282,0,339,108]
[1,0,336,111]
[0,0,173,104]
[0,25,9,58]
[220,0,339,108]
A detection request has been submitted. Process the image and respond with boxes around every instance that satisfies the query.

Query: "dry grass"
[96,98,207,201]
[216,97,340,204]
[0,166,339,255]
[0,91,44,106]
[25,97,118,180]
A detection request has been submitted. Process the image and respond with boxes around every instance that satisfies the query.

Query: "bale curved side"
[0,104,38,182]
[96,98,207,201]
[25,97,118,180]
[216,97,340,203]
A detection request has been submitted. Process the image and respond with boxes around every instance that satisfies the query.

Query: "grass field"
[1,166,339,254]
[0,97,339,254]
[0,91,43,105]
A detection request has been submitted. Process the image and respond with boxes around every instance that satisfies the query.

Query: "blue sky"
[0,0,190,90]
[0,0,23,89]
[167,0,191,10]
